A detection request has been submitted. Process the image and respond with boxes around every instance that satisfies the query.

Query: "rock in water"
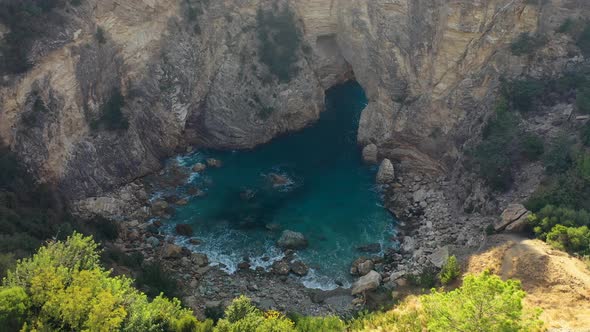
[362,144,378,164]
[356,243,381,253]
[277,230,308,250]
[351,270,382,295]
[376,159,395,184]
[192,163,207,172]
[268,173,289,187]
[206,158,222,168]
[190,253,209,267]
[175,224,194,237]
[357,260,374,276]
[272,260,290,275]
[290,261,309,276]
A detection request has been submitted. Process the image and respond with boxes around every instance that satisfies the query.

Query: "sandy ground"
[466,234,590,331]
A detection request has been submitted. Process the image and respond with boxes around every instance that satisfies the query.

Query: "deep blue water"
[156,82,397,289]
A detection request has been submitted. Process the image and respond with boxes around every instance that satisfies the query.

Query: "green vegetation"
[0,0,66,74]
[472,98,519,191]
[95,26,106,44]
[1,233,213,331]
[577,22,590,57]
[502,79,545,113]
[577,86,590,114]
[0,234,543,331]
[256,5,302,83]
[510,32,547,56]
[439,255,460,285]
[91,88,130,131]
[522,133,545,160]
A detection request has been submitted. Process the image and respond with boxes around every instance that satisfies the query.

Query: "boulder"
[151,200,169,216]
[376,159,395,184]
[290,261,309,276]
[357,260,375,276]
[161,243,182,259]
[351,257,374,276]
[175,224,194,237]
[351,270,382,295]
[271,260,290,275]
[175,198,189,206]
[192,163,207,172]
[401,236,416,253]
[495,204,530,232]
[277,230,308,250]
[429,246,449,268]
[356,243,381,253]
[190,253,209,267]
[268,173,289,187]
[146,236,160,248]
[362,144,378,164]
[206,158,222,168]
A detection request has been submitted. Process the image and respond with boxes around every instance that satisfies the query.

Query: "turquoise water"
[157,82,397,289]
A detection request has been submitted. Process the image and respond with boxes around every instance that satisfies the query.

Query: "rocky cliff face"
[0,0,587,203]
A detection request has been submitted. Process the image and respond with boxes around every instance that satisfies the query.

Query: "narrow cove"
[149,82,398,290]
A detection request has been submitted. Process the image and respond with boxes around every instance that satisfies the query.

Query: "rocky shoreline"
[78,153,495,317]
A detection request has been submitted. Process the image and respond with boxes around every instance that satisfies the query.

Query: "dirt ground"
[465,234,590,331]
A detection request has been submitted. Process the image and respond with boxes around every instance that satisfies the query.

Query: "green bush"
[528,205,590,239]
[503,79,545,112]
[557,18,576,34]
[95,26,106,44]
[256,5,302,83]
[422,272,543,332]
[510,32,547,56]
[543,135,573,175]
[473,99,519,191]
[439,255,461,285]
[581,122,590,146]
[408,266,438,289]
[1,233,213,331]
[136,261,179,299]
[576,22,590,57]
[522,133,545,160]
[292,315,346,332]
[92,88,129,131]
[577,86,590,114]
[545,224,590,254]
[0,0,66,74]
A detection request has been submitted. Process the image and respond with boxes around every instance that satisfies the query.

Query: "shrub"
[543,135,573,175]
[510,33,547,56]
[473,99,519,191]
[95,26,106,44]
[256,5,302,82]
[557,18,576,34]
[292,315,346,332]
[136,261,179,299]
[576,22,590,57]
[504,79,545,112]
[439,255,460,285]
[528,205,590,239]
[408,266,438,289]
[577,86,590,114]
[522,133,545,160]
[92,88,129,131]
[422,272,543,332]
[1,233,213,331]
[581,122,590,146]
[546,224,590,254]
[215,296,295,332]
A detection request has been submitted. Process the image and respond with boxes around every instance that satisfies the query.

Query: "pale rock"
[376,159,395,184]
[277,230,308,250]
[351,270,382,295]
[362,144,378,164]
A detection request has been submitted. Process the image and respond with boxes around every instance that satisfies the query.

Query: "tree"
[439,255,460,285]
[1,233,213,331]
[422,272,543,332]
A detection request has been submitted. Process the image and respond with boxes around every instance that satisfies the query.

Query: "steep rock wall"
[0,0,588,203]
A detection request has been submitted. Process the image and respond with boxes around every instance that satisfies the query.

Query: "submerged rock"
[192,163,207,172]
[351,270,382,295]
[151,200,169,216]
[376,159,395,184]
[268,173,290,187]
[206,158,223,168]
[175,224,194,237]
[277,230,308,250]
[290,261,309,276]
[362,144,378,164]
[356,243,381,253]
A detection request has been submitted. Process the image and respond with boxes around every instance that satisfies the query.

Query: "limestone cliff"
[0,0,588,204]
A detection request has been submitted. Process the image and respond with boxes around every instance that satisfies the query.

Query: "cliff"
[0,0,588,203]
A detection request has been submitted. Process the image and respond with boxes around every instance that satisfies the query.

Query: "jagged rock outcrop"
[1,0,589,209]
